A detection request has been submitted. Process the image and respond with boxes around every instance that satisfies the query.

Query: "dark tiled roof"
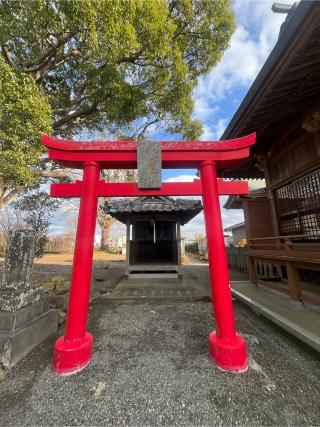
[104,196,202,224]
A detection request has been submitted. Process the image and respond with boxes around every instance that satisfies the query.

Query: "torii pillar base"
[209,332,247,372]
[53,333,93,376]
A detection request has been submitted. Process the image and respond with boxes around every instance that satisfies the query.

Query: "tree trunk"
[100,224,111,251]
[97,198,116,251]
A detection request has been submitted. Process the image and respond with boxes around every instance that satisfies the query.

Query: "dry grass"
[35,250,125,265]
[182,253,208,265]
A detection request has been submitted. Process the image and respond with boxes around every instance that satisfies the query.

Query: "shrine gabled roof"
[104,196,202,225]
[220,1,320,179]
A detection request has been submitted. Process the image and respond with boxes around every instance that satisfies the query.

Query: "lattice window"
[296,170,320,212]
[300,213,320,234]
[280,217,301,235]
[275,169,320,236]
[275,183,298,217]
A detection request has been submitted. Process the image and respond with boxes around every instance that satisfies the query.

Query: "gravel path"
[0,264,319,426]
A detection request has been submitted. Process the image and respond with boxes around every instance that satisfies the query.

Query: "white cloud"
[194,97,219,121]
[233,0,293,59]
[165,174,197,183]
[200,118,229,140]
[193,0,291,138]
[195,25,261,104]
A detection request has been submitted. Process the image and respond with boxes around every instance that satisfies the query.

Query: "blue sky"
[50,0,290,241]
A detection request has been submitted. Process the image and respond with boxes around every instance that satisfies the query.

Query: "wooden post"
[125,219,130,277]
[286,262,302,301]
[247,256,257,284]
[177,221,182,278]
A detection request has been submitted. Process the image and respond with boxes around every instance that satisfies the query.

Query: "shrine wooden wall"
[266,127,320,190]
[243,199,274,240]
[263,112,320,237]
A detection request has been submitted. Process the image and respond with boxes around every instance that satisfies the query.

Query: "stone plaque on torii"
[41,132,256,376]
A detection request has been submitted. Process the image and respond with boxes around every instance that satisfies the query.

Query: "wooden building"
[222,1,320,306]
[105,196,202,278]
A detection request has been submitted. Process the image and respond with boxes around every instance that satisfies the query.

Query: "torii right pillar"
[200,161,247,372]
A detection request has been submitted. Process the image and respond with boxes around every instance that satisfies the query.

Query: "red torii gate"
[41,133,256,376]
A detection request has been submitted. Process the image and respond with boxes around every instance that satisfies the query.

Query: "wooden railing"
[226,246,247,271]
[248,233,320,256]
[246,233,320,305]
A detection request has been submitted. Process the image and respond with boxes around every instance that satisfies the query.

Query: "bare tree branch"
[52,100,100,130]
[0,43,13,66]
[23,32,76,72]
[54,50,83,67]
[52,94,89,116]
[39,169,71,178]
[134,115,162,139]
[118,49,143,64]
[2,188,24,207]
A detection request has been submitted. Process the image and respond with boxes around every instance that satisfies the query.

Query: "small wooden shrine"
[105,196,202,278]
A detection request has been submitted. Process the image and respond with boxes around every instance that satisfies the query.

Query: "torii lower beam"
[50,179,248,198]
[42,133,255,376]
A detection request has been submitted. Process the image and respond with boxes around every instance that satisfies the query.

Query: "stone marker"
[0,229,58,368]
[137,139,162,188]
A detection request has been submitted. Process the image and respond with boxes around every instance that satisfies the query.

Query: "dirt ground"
[0,250,125,287]
[0,251,248,297]
[35,251,125,265]
[0,251,207,286]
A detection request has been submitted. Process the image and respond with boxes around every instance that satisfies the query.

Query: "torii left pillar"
[53,161,101,375]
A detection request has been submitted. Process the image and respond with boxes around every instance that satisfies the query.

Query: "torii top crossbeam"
[42,133,255,169]
[41,132,256,377]
[42,133,255,198]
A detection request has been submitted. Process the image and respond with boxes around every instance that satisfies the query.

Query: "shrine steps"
[128,273,179,279]
[127,264,180,279]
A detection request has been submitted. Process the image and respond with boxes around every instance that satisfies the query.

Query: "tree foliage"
[13,191,60,257]
[0,62,52,207]
[0,0,235,206]
[1,0,235,137]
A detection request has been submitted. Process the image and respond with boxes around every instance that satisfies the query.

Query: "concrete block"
[0,299,49,331]
[0,308,58,368]
[288,299,305,311]
[46,287,99,311]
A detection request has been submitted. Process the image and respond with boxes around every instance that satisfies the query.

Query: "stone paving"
[106,275,210,301]
[232,281,320,352]
[0,265,320,426]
